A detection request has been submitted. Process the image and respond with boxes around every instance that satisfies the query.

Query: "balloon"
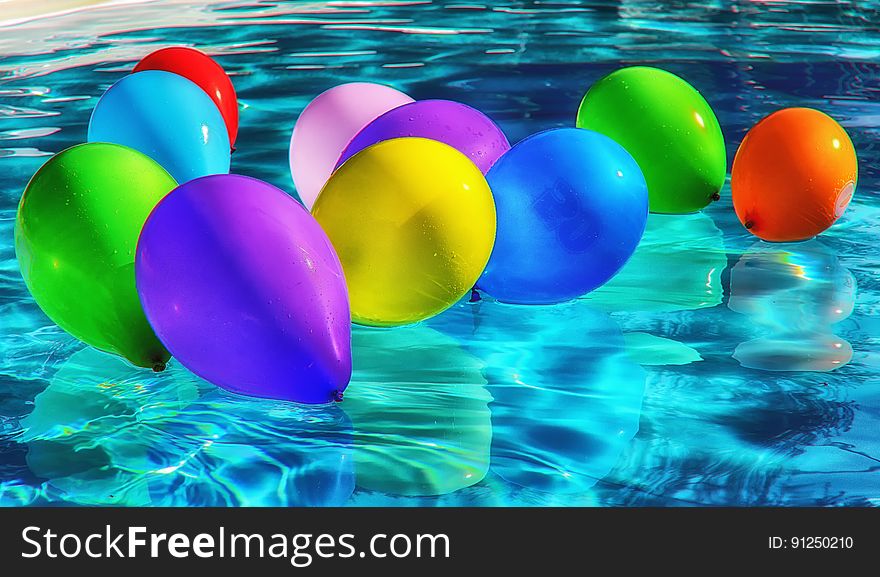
[478,128,648,304]
[336,99,510,173]
[290,82,413,209]
[728,239,856,372]
[135,174,351,403]
[342,325,491,496]
[576,66,726,214]
[731,107,858,242]
[133,46,239,149]
[88,70,230,184]
[313,137,497,327]
[15,143,173,370]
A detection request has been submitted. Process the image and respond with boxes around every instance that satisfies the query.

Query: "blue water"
[1,0,879,506]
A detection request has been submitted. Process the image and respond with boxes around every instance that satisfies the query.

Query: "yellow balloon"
[313,137,496,327]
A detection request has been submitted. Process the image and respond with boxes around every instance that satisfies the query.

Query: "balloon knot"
[469,288,482,303]
[711,192,721,202]
[152,361,167,373]
[744,220,754,230]
[230,146,237,154]
[331,390,344,403]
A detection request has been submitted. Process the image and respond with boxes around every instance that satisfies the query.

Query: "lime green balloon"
[576,66,726,214]
[15,143,176,369]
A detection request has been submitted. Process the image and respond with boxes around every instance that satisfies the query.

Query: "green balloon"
[15,143,176,369]
[577,66,726,214]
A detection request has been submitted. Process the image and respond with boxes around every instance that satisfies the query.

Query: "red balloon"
[133,46,239,149]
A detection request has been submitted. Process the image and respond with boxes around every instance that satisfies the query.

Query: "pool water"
[1,0,879,506]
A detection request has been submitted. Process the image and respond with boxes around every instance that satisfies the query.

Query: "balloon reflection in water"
[341,326,492,496]
[728,240,856,372]
[20,349,354,505]
[622,332,703,366]
[439,300,646,494]
[587,213,726,313]
[20,348,195,505]
[585,213,725,367]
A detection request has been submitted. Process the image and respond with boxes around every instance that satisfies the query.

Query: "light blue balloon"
[88,70,230,183]
[478,128,649,304]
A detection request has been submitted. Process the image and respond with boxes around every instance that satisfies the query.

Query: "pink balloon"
[289,82,413,209]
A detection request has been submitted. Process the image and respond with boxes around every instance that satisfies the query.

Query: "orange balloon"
[732,107,857,242]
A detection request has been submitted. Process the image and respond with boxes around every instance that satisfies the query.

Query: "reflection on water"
[585,212,722,367]
[623,332,702,366]
[20,348,355,506]
[343,326,491,497]
[728,240,857,372]
[20,348,198,505]
[438,300,645,494]
[587,213,726,313]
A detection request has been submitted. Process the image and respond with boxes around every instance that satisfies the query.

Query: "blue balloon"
[88,70,230,183]
[478,128,648,304]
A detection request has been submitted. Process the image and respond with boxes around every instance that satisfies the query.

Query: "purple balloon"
[336,99,510,173]
[135,174,351,404]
